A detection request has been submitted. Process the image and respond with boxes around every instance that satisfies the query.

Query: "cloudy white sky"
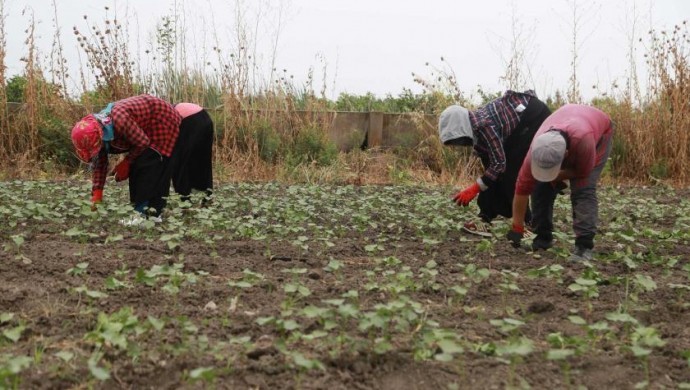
[5,0,690,102]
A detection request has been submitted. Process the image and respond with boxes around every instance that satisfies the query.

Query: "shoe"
[119,214,162,227]
[531,237,553,251]
[569,246,594,262]
[120,213,147,227]
[462,221,492,238]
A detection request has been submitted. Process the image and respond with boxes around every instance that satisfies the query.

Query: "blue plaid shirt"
[469,90,536,186]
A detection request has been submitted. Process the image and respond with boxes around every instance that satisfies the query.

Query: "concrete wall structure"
[8,101,440,152]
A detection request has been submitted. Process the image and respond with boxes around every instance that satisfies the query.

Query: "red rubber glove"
[112,159,131,182]
[91,189,103,211]
[452,182,481,206]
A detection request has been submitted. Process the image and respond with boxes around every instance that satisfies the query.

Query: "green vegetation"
[1,181,689,387]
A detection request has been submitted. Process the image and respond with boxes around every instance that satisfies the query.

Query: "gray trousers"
[531,131,613,249]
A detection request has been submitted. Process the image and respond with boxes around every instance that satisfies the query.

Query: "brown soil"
[1,184,689,389]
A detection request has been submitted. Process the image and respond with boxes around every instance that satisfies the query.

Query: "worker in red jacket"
[71,94,181,226]
[507,104,614,261]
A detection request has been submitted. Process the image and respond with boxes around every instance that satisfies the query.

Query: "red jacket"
[515,104,613,195]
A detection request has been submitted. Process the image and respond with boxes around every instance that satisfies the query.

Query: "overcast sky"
[5,0,690,102]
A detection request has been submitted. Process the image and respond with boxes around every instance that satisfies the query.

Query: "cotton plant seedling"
[421,237,442,257]
[364,242,385,254]
[104,274,131,291]
[567,315,612,350]
[490,318,528,340]
[546,331,588,388]
[474,238,494,254]
[568,266,605,315]
[85,307,145,352]
[498,270,521,314]
[527,264,564,283]
[227,269,266,290]
[66,261,89,277]
[460,263,491,284]
[323,258,345,283]
[135,263,201,295]
[357,296,410,344]
[495,336,534,389]
[4,234,31,264]
[256,315,302,341]
[668,283,690,306]
[629,325,666,388]
[0,313,24,349]
[287,351,325,389]
[290,235,310,256]
[418,260,442,292]
[228,269,266,310]
[71,285,109,308]
[382,265,416,296]
[0,354,33,389]
[626,274,657,310]
[605,311,640,341]
[301,298,360,356]
[415,328,465,363]
[281,268,311,311]
[159,231,185,251]
[187,366,217,385]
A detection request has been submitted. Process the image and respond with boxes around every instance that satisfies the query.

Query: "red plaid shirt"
[91,94,181,191]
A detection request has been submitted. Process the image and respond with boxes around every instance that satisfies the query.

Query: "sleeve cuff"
[478,175,494,190]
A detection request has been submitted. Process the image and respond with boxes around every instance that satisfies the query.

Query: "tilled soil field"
[1,181,689,389]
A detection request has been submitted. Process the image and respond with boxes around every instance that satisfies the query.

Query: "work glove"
[91,189,103,211]
[452,182,481,207]
[112,159,131,182]
[506,223,524,248]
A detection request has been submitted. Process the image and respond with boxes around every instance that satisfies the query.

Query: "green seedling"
[629,325,666,388]
[85,307,143,352]
[4,234,31,264]
[418,260,441,292]
[0,354,32,389]
[568,315,611,349]
[136,263,200,294]
[546,331,587,388]
[188,367,216,384]
[71,285,108,307]
[527,264,564,282]
[281,267,311,311]
[499,270,520,314]
[323,259,345,282]
[66,261,89,276]
[495,337,534,389]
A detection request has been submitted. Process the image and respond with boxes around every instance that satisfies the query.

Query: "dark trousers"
[477,97,551,223]
[129,148,173,216]
[531,129,614,249]
[171,109,214,199]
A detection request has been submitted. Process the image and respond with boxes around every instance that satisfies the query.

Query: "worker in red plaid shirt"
[71,94,181,226]
[438,90,551,238]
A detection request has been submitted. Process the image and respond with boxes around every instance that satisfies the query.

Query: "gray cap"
[531,131,566,182]
[438,105,474,145]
